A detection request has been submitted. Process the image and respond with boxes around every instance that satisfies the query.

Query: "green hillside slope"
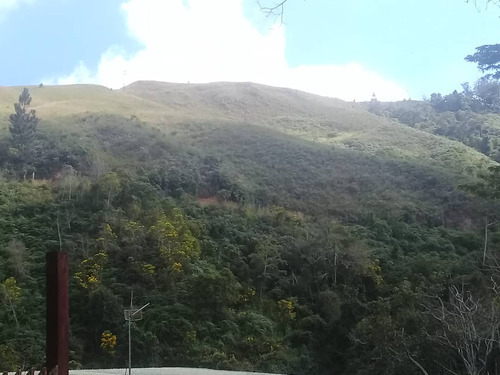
[0,82,492,217]
[126,81,492,175]
[1,82,492,176]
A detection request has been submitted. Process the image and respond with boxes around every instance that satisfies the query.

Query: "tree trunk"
[333,250,338,286]
[484,216,489,266]
[6,293,19,331]
[407,354,430,375]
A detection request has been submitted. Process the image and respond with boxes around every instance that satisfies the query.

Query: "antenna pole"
[125,289,149,375]
[128,289,133,375]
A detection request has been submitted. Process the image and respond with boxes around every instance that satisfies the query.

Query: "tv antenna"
[124,289,149,375]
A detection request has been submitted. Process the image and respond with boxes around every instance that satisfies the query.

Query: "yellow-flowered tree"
[1,277,21,329]
[149,208,200,274]
[75,252,108,290]
[100,330,117,355]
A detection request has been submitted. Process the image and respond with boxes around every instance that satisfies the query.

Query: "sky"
[0,0,498,101]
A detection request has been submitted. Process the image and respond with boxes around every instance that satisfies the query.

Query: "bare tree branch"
[482,215,497,266]
[425,284,500,375]
[467,0,500,11]
[259,0,289,23]
[405,347,431,375]
[259,0,499,22]
[433,360,460,375]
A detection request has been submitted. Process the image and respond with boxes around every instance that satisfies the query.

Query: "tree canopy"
[466,44,500,79]
[9,88,38,151]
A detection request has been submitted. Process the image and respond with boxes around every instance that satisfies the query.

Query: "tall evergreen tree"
[9,88,38,153]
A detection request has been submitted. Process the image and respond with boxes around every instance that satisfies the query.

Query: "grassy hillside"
[125,81,492,175]
[0,82,492,175]
[0,82,491,225]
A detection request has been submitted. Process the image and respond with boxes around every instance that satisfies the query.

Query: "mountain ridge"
[0,81,493,176]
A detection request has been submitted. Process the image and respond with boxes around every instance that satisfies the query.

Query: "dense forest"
[1,45,500,374]
[366,78,500,160]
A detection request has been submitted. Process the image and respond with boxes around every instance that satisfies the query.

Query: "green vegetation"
[0,83,500,375]
[365,85,500,160]
[367,42,500,164]
[466,43,500,80]
[8,88,39,179]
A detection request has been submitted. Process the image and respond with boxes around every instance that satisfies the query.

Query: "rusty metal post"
[46,252,68,375]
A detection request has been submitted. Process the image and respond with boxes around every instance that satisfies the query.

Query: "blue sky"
[0,0,498,101]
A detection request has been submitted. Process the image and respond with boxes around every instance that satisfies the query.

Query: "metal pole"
[129,290,133,375]
[128,318,132,375]
[126,289,149,375]
[132,303,150,316]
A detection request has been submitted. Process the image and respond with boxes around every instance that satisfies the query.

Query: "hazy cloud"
[56,61,96,85]
[0,0,34,12]
[0,0,35,22]
[57,0,408,101]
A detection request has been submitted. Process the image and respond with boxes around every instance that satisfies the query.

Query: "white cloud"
[0,0,35,21]
[0,0,34,11]
[0,0,23,9]
[56,61,96,85]
[287,63,408,102]
[56,0,408,102]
